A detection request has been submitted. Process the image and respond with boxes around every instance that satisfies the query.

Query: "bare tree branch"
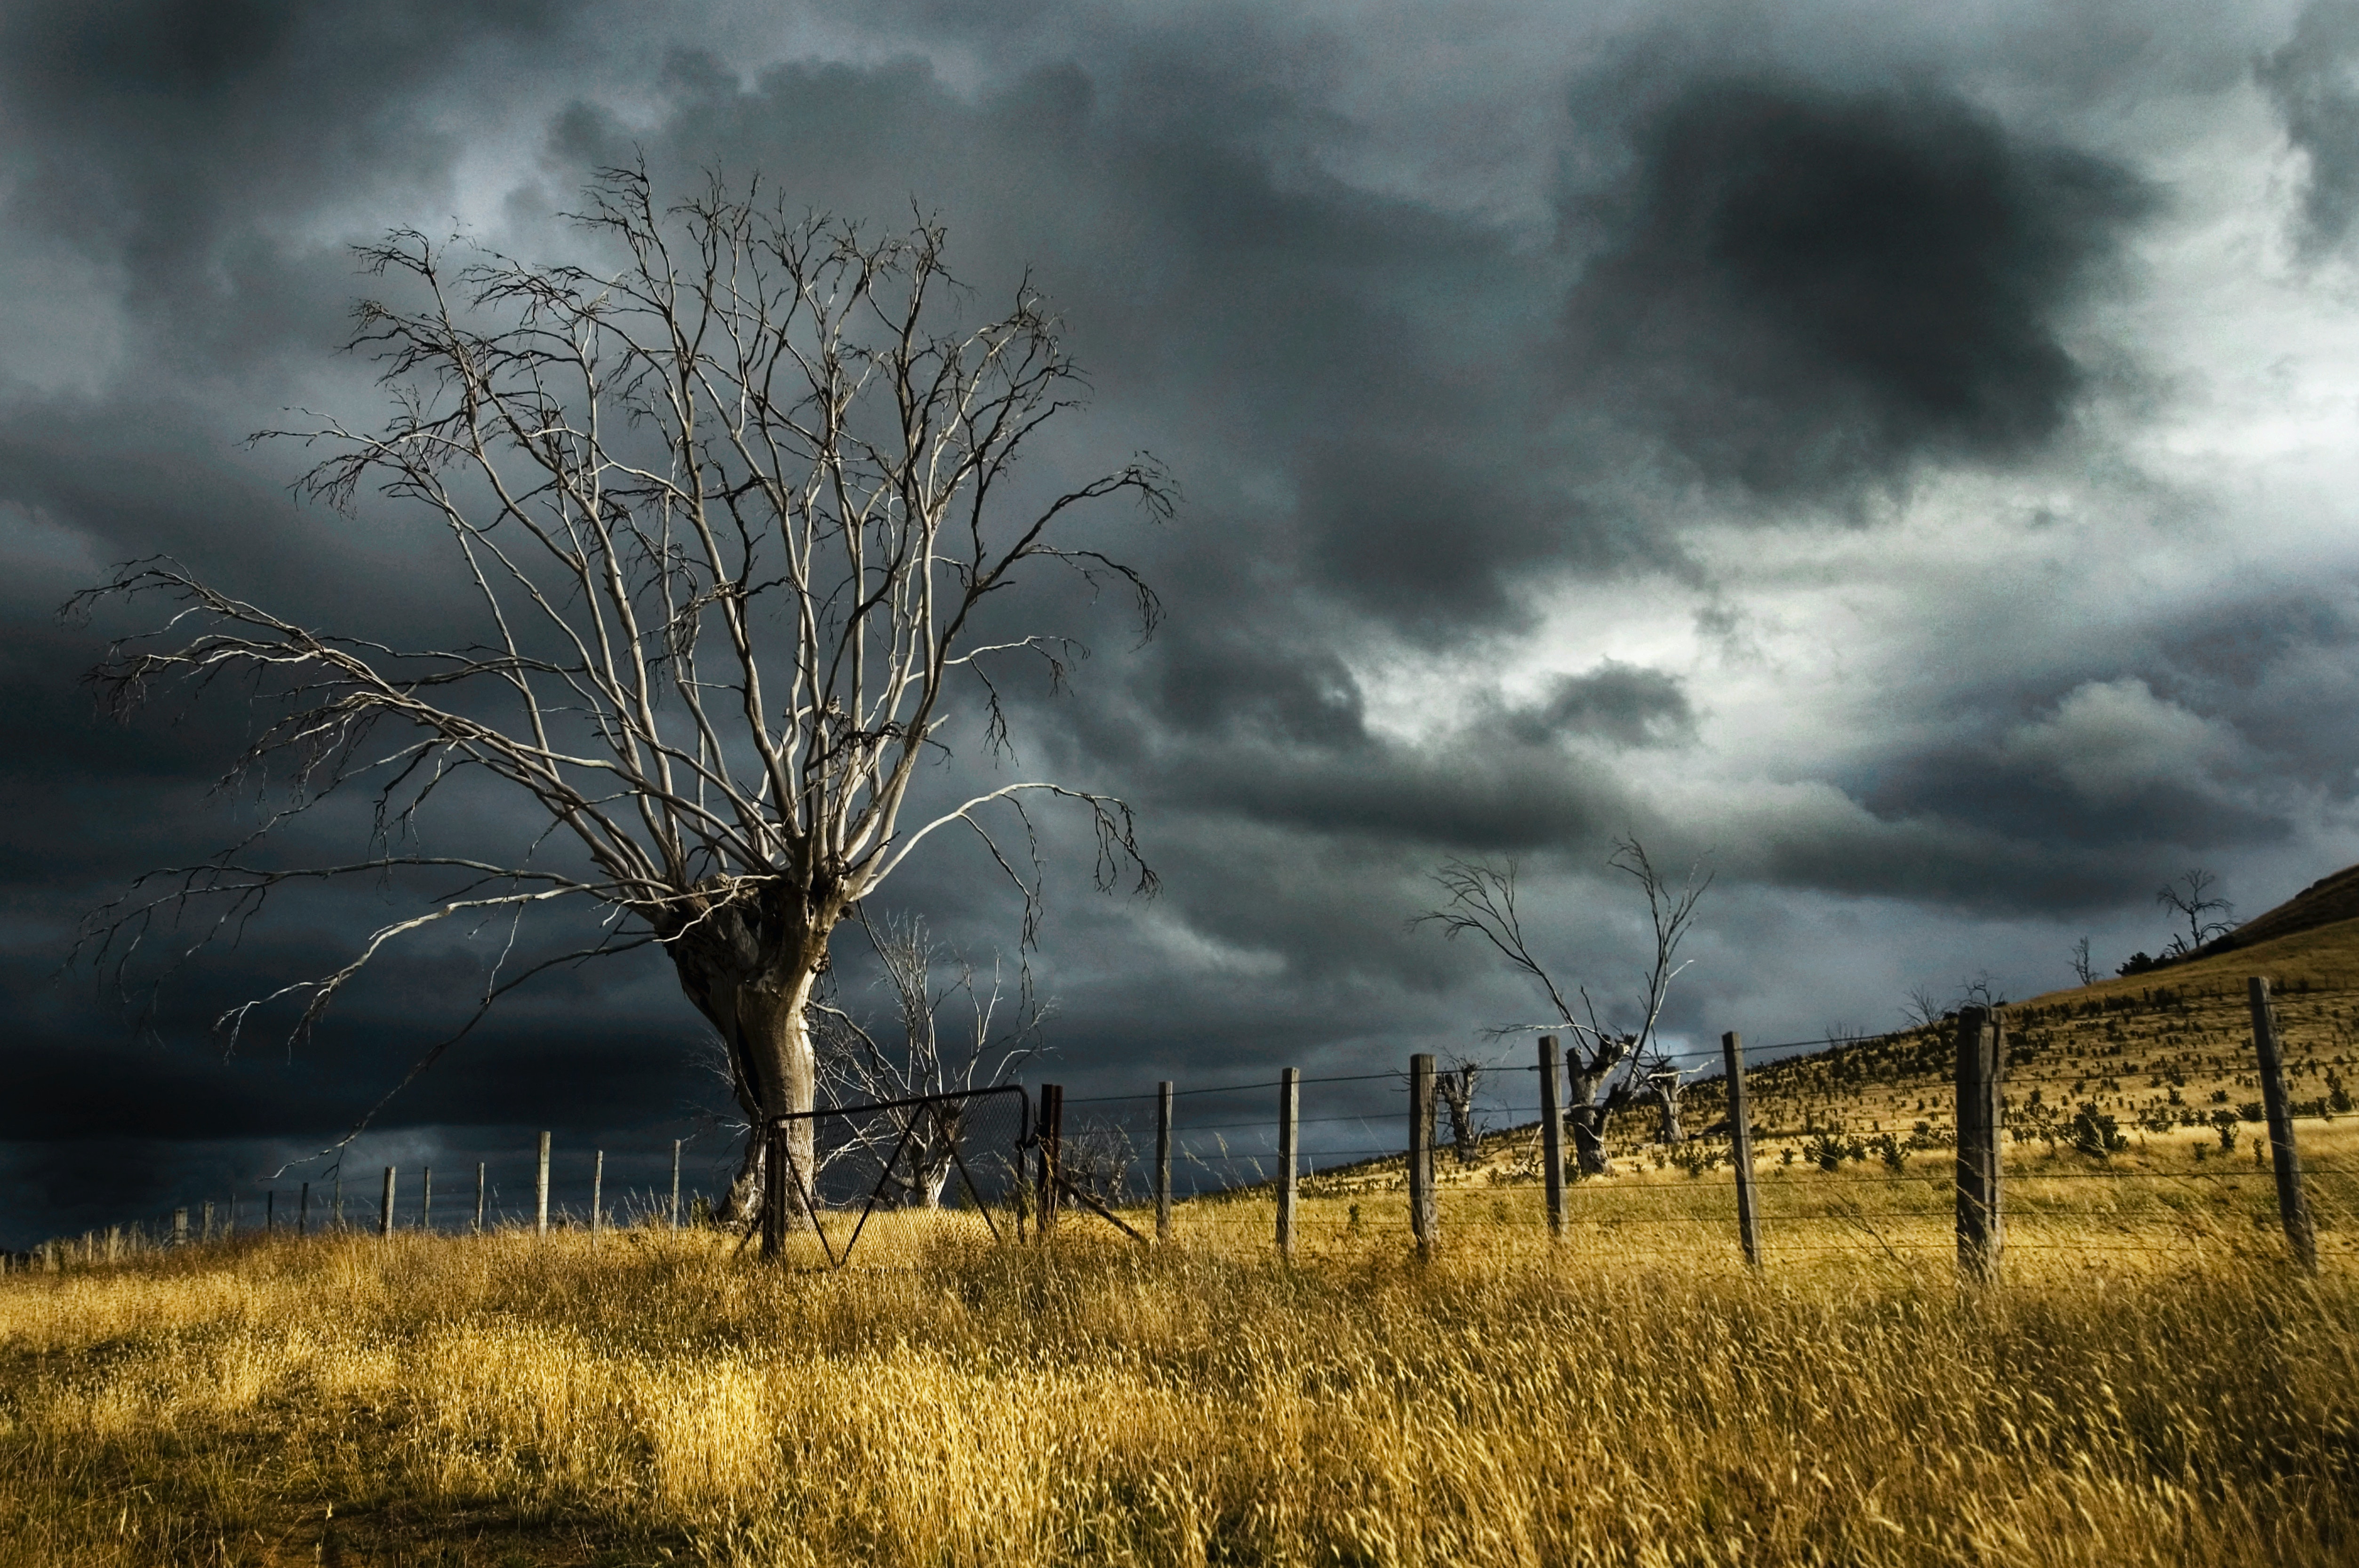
[65,166,1171,1220]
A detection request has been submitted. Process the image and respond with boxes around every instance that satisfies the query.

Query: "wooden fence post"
[332,1168,343,1228]
[2248,977,2319,1273]
[201,1201,215,1243]
[266,1190,276,1235]
[380,1168,396,1239]
[173,1208,187,1247]
[1953,1006,2006,1280]
[1538,1035,1565,1239]
[1277,1068,1300,1258]
[1036,1085,1064,1236]
[421,1168,432,1233]
[536,1132,551,1237]
[591,1150,605,1241]
[107,1225,120,1264]
[475,1163,487,1234]
[299,1182,310,1236]
[1409,1053,1436,1253]
[671,1139,683,1230]
[761,1121,785,1259]
[1721,1031,1762,1270]
[1155,1082,1174,1242]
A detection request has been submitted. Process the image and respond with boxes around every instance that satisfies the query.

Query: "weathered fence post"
[671,1139,683,1230]
[475,1163,486,1234]
[266,1190,276,1235]
[536,1132,551,1237]
[591,1150,605,1241]
[299,1182,310,1236]
[201,1201,215,1243]
[1409,1052,1436,1253]
[1721,1031,1762,1270]
[1538,1035,1565,1239]
[1155,1081,1174,1242]
[1277,1067,1300,1258]
[173,1208,188,1247]
[421,1167,432,1233]
[761,1120,786,1259]
[1036,1084,1064,1236]
[2248,977,2318,1273]
[333,1168,344,1228]
[1953,1005,2006,1280]
[107,1225,120,1264]
[380,1168,396,1239]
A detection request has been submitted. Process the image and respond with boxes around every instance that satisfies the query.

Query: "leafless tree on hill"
[2157,869,2233,958]
[66,167,1170,1230]
[2070,936,2097,987]
[1416,838,1710,1174]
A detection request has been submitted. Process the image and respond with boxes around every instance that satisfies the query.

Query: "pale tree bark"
[66,166,1168,1231]
[1436,1060,1482,1166]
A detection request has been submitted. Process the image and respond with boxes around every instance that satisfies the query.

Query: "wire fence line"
[8,991,2350,1278]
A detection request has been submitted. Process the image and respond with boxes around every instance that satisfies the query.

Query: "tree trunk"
[667,902,833,1230]
[1439,1065,1481,1165]
[1565,1050,1628,1177]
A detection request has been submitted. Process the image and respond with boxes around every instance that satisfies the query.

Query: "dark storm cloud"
[1563,78,2154,501]
[0,0,2347,1247]
[0,0,579,374]
[2261,0,2359,255]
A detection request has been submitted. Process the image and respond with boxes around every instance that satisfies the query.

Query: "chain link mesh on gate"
[765,1085,1031,1264]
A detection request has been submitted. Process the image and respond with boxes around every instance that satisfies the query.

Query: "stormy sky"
[7,0,2359,1246]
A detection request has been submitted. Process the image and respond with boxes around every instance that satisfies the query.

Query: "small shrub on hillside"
[2238,1101,2266,1123]
[2211,1109,2240,1153]
[2330,1072,2355,1114]
[2070,1104,2129,1159]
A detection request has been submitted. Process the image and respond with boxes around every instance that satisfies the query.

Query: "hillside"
[1303,887,2359,1193]
[1638,907,2359,1177]
[2196,862,2359,957]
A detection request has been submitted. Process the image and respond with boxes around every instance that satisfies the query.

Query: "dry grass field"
[7,921,2359,1566]
[4,1156,2355,1567]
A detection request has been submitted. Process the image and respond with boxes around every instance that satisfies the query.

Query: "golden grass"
[5,1146,2356,1567]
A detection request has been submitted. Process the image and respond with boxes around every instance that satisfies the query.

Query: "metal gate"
[761,1085,1031,1264]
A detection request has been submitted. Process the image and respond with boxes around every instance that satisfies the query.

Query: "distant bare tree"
[1903,972,2006,1031]
[1435,1057,1483,1166]
[2070,936,2097,987]
[1417,837,1710,1173]
[1901,985,1947,1031]
[67,167,1169,1231]
[2157,869,2233,957]
[1060,1119,1136,1205]
[807,910,1046,1207]
[1958,971,2007,1011]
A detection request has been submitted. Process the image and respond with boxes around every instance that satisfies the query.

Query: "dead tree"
[808,911,1046,1207]
[1436,1058,1483,1165]
[2157,869,2233,957]
[65,167,1170,1228]
[1417,837,1710,1174]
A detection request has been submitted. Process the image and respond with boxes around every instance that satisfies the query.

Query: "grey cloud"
[1563,77,2154,501]
[1505,662,1695,748]
[5,0,2355,1246]
[2261,0,2359,255]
